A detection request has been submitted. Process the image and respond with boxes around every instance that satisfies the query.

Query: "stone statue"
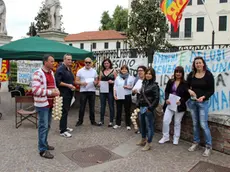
[45,0,61,30]
[0,0,7,34]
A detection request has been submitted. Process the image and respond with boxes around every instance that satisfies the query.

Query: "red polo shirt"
[42,69,55,108]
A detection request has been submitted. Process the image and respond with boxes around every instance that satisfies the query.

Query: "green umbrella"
[0,36,93,60]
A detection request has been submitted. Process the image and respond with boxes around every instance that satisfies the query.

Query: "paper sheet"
[167,94,181,112]
[85,78,94,83]
[132,79,142,93]
[71,96,75,106]
[116,86,125,100]
[85,78,95,90]
[100,81,109,93]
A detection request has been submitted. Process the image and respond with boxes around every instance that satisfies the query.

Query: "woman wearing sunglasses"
[159,66,189,145]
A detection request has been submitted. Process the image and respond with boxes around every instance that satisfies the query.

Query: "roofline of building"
[65,38,127,42]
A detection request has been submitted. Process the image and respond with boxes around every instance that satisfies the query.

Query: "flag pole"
[201,0,215,49]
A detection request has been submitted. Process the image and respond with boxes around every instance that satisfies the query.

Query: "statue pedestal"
[38,30,68,43]
[0,34,13,46]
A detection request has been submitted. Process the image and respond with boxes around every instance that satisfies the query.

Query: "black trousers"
[60,96,72,133]
[116,95,132,126]
[78,92,96,123]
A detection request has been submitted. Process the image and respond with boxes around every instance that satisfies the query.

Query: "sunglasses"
[85,61,91,64]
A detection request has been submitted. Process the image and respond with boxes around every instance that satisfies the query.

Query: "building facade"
[128,0,230,46]
[65,30,128,51]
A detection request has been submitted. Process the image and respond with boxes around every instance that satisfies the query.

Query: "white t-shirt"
[77,67,98,92]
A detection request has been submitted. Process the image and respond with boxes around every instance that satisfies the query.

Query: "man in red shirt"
[32,54,60,159]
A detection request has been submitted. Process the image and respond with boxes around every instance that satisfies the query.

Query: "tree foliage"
[127,0,171,57]
[99,11,113,30]
[112,6,128,32]
[99,5,128,32]
[34,1,50,32]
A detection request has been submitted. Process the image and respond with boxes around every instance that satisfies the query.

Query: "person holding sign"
[187,57,214,157]
[136,68,159,151]
[159,66,189,145]
[75,57,98,126]
[132,65,147,134]
[113,65,134,130]
[98,58,117,127]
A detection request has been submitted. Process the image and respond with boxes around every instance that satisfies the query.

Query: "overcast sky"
[5,0,128,40]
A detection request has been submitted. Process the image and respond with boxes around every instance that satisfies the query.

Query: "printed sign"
[110,57,148,76]
[17,61,42,84]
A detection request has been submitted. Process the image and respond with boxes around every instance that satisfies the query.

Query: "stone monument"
[0,0,12,46]
[38,0,67,42]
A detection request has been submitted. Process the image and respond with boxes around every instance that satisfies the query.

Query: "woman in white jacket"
[113,65,134,130]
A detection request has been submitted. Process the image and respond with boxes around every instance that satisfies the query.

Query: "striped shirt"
[32,68,56,107]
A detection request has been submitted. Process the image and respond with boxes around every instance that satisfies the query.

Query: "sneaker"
[202,147,212,157]
[60,131,72,138]
[188,143,199,152]
[40,150,54,159]
[173,137,179,145]
[66,128,73,132]
[47,145,55,150]
[159,137,170,144]
[113,125,121,129]
[108,122,113,127]
[97,122,104,126]
[126,126,131,130]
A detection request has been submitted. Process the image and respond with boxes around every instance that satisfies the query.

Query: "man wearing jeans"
[75,57,98,126]
[32,54,60,159]
[55,54,75,138]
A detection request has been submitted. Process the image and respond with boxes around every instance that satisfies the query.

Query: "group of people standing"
[32,54,214,159]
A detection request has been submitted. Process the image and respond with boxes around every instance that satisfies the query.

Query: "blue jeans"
[36,107,52,152]
[187,100,212,147]
[100,91,114,123]
[140,109,155,143]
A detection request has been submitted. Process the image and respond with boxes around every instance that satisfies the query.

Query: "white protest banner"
[110,57,148,76]
[153,48,230,116]
[17,60,42,84]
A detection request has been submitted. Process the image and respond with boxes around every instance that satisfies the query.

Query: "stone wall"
[75,92,230,155]
[155,109,230,155]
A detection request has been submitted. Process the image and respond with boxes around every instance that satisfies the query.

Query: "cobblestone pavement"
[0,93,229,172]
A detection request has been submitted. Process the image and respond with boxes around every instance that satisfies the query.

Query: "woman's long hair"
[173,66,185,83]
[101,58,113,71]
[144,68,156,82]
[192,56,207,75]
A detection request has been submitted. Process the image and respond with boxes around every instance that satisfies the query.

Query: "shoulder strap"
[141,84,151,107]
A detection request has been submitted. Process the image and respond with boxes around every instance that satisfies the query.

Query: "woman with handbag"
[136,68,160,151]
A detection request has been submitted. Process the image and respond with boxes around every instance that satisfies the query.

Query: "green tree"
[34,1,50,32]
[112,5,128,32]
[99,6,128,32]
[127,0,171,62]
[99,11,114,30]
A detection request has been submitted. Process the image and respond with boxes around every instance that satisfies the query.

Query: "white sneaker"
[173,138,179,145]
[66,127,73,132]
[113,125,121,129]
[126,126,131,130]
[60,131,72,138]
[202,147,212,157]
[158,137,170,144]
[188,143,199,152]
